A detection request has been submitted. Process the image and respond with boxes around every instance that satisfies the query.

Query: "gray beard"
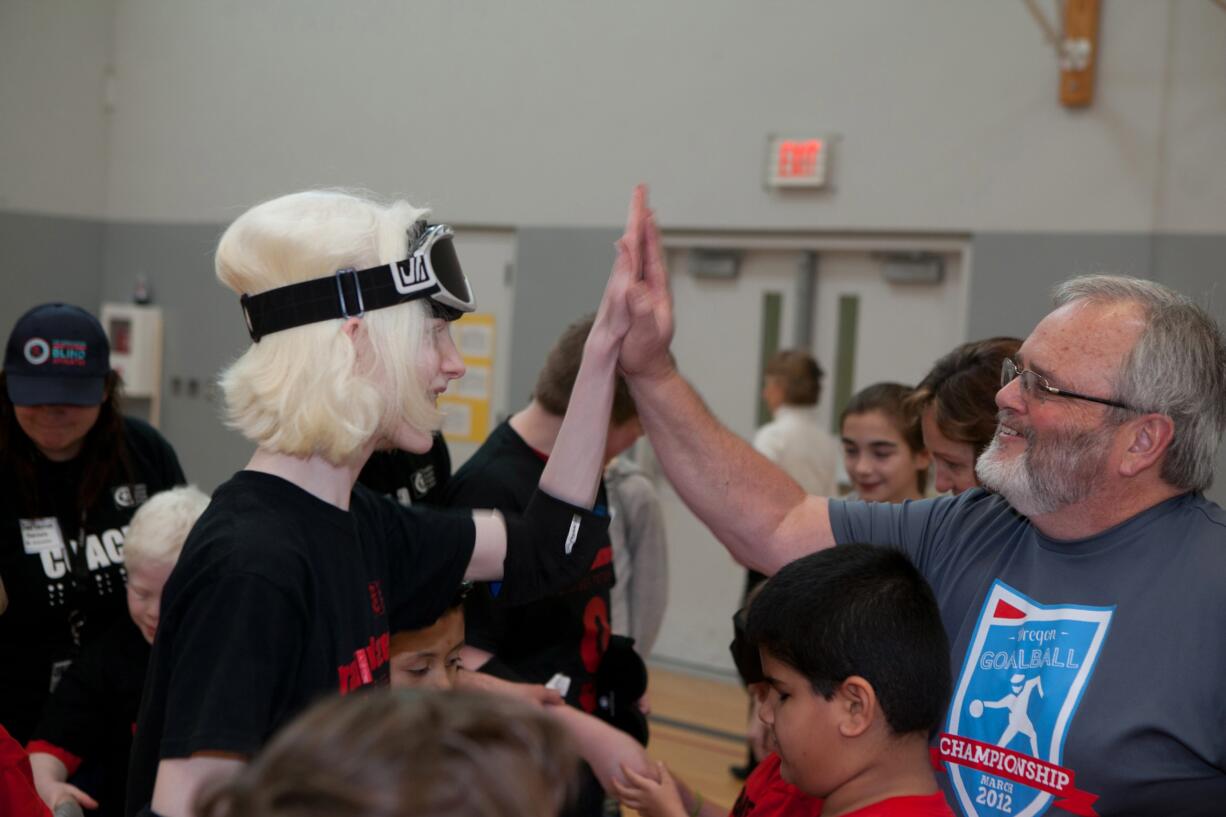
[976,420,1113,518]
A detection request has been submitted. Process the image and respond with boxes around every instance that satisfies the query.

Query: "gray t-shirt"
[830,489,1226,817]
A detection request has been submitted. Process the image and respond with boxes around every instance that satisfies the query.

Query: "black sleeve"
[474,654,528,682]
[498,489,610,606]
[447,461,610,606]
[461,580,507,655]
[159,572,306,758]
[29,636,112,762]
[383,503,476,633]
[441,470,526,654]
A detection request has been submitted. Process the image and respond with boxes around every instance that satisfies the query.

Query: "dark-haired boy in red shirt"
[617,544,954,817]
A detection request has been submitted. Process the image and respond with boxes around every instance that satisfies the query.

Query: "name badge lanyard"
[65,511,92,647]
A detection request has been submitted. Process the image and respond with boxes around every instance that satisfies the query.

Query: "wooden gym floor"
[639,664,749,812]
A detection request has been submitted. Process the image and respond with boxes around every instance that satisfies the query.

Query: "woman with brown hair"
[0,303,184,745]
[909,337,1021,494]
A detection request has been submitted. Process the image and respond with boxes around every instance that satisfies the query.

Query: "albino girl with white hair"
[126,187,650,817]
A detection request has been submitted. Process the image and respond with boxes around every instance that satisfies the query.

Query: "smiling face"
[388,606,465,691]
[13,403,102,462]
[841,409,930,503]
[921,406,979,494]
[976,300,1143,517]
[126,558,175,644]
[389,316,466,454]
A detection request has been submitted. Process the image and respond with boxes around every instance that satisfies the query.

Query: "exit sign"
[766,135,830,188]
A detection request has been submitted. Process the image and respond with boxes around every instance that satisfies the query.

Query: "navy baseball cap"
[4,304,111,406]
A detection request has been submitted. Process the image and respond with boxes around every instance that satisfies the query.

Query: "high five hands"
[592,185,676,381]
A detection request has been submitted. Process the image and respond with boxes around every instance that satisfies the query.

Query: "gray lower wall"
[99,221,253,492]
[969,232,1226,339]
[6,211,1226,501]
[508,228,622,412]
[1,211,104,338]
[966,233,1157,341]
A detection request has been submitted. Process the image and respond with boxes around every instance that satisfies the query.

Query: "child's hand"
[36,779,99,811]
[455,670,564,707]
[612,761,686,817]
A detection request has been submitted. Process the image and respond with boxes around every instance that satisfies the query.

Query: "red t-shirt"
[0,724,51,817]
[840,792,955,817]
[729,754,954,817]
[731,753,824,817]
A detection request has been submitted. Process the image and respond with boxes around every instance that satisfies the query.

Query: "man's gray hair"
[1053,274,1226,492]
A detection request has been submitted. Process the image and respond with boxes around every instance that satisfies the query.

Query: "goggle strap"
[241,262,442,342]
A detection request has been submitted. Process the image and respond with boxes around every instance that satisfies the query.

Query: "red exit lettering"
[776,139,823,179]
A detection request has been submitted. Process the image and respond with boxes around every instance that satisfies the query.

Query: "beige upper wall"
[5,1,1225,232]
[0,0,114,218]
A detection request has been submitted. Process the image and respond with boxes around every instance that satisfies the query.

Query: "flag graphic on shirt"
[940,581,1112,817]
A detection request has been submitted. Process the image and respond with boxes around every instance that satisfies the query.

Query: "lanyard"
[70,518,91,584]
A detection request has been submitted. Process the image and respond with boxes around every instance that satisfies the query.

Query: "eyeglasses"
[1001,358,1138,412]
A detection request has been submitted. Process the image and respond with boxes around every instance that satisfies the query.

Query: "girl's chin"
[855,485,886,500]
[393,428,435,454]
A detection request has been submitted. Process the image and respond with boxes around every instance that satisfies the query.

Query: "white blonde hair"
[124,486,211,570]
[217,190,443,463]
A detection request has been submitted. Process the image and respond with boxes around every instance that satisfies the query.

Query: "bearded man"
[602,212,1226,817]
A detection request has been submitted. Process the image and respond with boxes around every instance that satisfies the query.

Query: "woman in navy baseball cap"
[0,303,185,770]
[3,304,113,462]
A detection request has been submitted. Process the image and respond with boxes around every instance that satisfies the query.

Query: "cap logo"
[50,340,88,367]
[23,338,50,366]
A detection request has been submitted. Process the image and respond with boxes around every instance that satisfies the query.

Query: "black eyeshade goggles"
[239,221,474,342]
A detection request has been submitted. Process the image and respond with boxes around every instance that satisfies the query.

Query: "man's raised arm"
[618,199,835,575]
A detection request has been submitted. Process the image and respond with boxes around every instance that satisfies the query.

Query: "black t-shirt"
[357,432,451,506]
[29,616,149,817]
[125,470,475,817]
[444,421,615,713]
[0,417,184,742]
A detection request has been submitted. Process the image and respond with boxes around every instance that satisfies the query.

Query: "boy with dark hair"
[747,544,954,816]
[614,544,952,817]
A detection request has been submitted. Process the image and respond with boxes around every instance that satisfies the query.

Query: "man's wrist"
[624,353,678,389]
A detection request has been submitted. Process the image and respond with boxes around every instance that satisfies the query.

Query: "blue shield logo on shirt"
[940,581,1111,817]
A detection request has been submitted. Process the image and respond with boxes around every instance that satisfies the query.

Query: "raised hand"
[589,185,649,351]
[619,200,676,381]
